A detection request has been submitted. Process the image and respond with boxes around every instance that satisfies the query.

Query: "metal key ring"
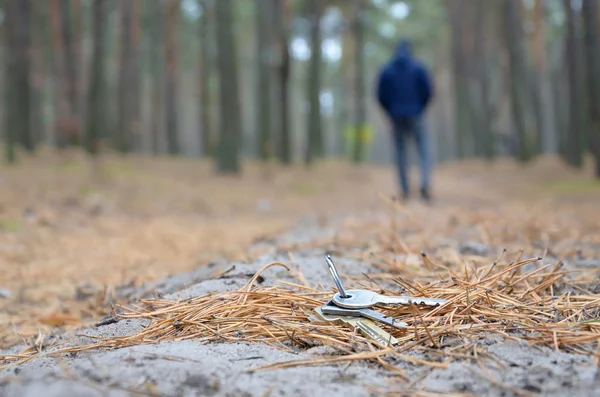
[325,254,349,298]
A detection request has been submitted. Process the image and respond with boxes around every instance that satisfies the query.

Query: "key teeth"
[411,298,445,306]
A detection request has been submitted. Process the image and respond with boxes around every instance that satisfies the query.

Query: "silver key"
[332,289,446,309]
[321,300,408,328]
[312,306,399,345]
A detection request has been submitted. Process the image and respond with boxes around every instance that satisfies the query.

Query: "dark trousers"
[391,116,431,195]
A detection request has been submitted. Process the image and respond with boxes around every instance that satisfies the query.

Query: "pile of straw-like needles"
[2,253,600,375]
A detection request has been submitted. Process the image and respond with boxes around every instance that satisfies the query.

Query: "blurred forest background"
[1,0,600,176]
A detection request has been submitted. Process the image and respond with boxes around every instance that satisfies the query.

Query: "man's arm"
[376,68,389,112]
[418,65,434,107]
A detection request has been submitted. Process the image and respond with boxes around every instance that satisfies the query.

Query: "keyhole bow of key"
[332,289,447,309]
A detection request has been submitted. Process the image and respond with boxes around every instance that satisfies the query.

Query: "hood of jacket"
[392,39,413,66]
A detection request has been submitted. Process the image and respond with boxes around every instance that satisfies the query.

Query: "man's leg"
[413,117,431,199]
[392,119,410,198]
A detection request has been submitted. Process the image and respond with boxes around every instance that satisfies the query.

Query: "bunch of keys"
[312,254,447,345]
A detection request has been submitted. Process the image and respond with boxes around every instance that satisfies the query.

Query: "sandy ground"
[2,221,600,397]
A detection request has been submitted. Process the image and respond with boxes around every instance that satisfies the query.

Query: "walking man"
[376,39,434,201]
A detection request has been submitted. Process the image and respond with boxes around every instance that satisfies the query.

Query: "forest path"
[1,153,600,396]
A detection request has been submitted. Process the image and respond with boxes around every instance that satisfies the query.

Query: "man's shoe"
[420,188,431,202]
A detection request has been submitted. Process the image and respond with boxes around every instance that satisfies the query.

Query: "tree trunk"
[149,0,165,155]
[274,0,292,164]
[215,0,242,173]
[305,0,323,165]
[130,0,142,152]
[550,36,569,160]
[333,60,345,157]
[447,0,471,159]
[473,0,493,159]
[562,0,584,167]
[85,0,108,155]
[117,0,133,152]
[61,0,76,115]
[504,0,537,162]
[61,0,80,144]
[461,5,482,158]
[164,0,180,155]
[352,0,367,163]
[30,3,47,149]
[18,0,33,153]
[532,0,557,154]
[255,0,272,160]
[49,0,77,147]
[198,0,213,157]
[582,0,600,178]
[4,0,32,161]
[72,0,84,120]
[339,26,352,158]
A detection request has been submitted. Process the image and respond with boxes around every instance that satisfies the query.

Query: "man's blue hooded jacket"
[376,40,433,119]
